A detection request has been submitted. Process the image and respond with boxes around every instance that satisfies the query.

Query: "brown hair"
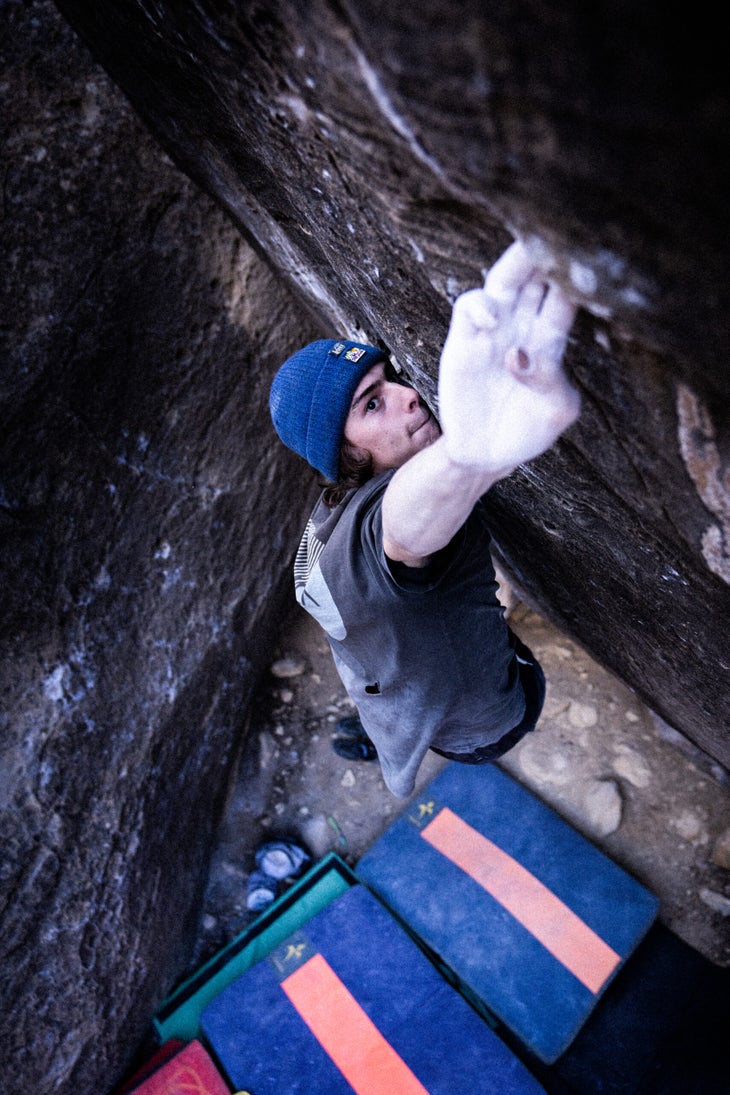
[321,439,374,508]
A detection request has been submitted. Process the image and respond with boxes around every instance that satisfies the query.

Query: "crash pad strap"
[281,953,429,1095]
[421,807,621,994]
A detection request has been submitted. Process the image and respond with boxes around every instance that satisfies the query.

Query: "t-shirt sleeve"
[385,548,455,590]
[354,470,479,593]
[358,479,463,591]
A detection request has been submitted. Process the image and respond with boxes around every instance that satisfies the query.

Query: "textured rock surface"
[1,5,320,1092]
[55,0,730,771]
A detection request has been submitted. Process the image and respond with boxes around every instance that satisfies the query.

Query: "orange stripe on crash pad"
[281,953,429,1095]
[421,807,620,994]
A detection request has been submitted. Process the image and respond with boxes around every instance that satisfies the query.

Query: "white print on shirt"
[294,519,347,639]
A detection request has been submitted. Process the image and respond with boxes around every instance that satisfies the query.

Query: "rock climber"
[269,241,581,797]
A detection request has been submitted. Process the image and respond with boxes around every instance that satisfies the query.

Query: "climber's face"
[343,361,440,474]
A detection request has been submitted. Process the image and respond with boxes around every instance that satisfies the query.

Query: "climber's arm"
[382,242,580,566]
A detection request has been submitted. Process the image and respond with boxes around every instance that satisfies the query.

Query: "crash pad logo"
[407,796,444,831]
[269,931,317,979]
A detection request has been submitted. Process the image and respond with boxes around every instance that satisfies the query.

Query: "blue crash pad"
[200,883,545,1094]
[356,763,659,1063]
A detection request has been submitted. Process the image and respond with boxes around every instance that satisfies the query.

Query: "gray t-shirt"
[294,471,526,796]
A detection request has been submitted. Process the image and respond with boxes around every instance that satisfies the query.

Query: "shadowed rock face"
[1,4,322,1091]
[2,0,728,1091]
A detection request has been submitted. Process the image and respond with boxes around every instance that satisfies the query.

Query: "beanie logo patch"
[344,347,366,362]
[329,342,346,356]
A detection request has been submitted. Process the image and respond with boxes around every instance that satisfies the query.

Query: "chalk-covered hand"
[438,241,581,474]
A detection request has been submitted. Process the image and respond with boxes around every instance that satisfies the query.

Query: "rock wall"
[1,4,321,1092]
[53,0,730,766]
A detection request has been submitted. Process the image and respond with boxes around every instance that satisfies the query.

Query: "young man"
[269,241,580,796]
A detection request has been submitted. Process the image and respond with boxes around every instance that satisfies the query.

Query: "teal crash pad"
[154,852,356,1044]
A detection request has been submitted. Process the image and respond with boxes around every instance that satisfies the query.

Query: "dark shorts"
[430,638,546,765]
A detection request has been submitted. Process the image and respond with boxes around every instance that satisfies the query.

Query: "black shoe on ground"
[335,714,368,738]
[332,737,377,762]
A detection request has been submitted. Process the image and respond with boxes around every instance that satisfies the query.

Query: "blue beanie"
[269,339,387,480]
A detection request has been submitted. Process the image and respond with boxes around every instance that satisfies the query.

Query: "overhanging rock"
[55,0,730,769]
